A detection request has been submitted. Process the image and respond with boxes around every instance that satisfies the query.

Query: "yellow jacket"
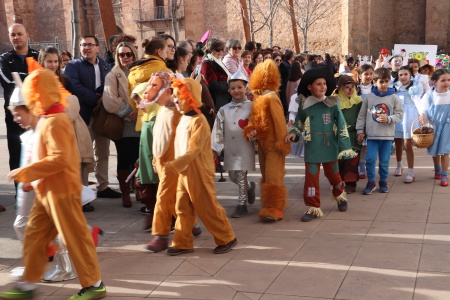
[128,55,171,131]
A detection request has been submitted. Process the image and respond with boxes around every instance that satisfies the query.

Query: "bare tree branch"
[282,0,340,51]
[234,0,282,46]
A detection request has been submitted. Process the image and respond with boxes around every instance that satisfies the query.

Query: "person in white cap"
[7,72,77,284]
[6,73,40,278]
[212,70,256,217]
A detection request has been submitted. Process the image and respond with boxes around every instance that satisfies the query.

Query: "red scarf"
[44,103,65,115]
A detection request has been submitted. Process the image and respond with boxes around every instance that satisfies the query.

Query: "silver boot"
[42,236,77,282]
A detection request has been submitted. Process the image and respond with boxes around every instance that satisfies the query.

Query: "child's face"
[228,80,247,100]
[390,57,403,71]
[242,54,252,66]
[155,88,173,106]
[12,106,34,129]
[173,88,190,113]
[398,69,411,85]
[420,68,429,75]
[341,83,355,98]
[307,78,327,98]
[359,69,374,85]
[409,63,419,74]
[43,53,59,73]
[374,78,390,94]
[433,73,450,93]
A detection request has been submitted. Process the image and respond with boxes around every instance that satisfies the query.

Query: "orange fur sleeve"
[269,98,291,156]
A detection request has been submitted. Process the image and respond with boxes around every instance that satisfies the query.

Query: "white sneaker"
[394,166,403,176]
[9,267,25,280]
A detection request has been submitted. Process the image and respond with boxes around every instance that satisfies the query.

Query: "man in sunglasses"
[65,35,121,203]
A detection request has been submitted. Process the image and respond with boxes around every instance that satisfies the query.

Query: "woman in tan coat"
[103,42,139,208]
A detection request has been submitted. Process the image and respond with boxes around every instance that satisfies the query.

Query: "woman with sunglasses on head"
[201,37,232,111]
[103,42,139,208]
[222,39,242,75]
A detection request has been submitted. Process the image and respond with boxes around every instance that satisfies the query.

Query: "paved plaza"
[1,91,450,299]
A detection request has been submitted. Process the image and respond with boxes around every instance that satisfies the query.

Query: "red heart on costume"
[238,118,249,129]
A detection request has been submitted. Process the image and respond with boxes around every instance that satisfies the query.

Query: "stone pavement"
[1,95,450,299]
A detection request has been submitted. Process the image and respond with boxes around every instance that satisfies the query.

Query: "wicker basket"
[411,118,434,148]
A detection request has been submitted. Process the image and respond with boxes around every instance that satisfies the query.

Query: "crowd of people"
[1,22,450,300]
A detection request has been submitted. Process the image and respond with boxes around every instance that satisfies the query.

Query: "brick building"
[0,0,449,58]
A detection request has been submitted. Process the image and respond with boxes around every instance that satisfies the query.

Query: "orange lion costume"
[244,59,291,222]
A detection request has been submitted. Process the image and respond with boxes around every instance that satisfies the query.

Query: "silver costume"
[228,170,251,205]
[212,90,256,205]
[42,235,77,282]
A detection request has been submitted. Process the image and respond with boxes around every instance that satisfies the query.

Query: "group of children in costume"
[285,56,450,221]
[3,46,450,299]
[3,67,106,300]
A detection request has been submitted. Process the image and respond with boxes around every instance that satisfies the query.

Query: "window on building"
[155,0,165,19]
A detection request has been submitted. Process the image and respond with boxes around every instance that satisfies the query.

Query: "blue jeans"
[366,139,393,182]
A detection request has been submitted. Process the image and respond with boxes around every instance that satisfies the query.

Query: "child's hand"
[247,129,257,141]
[419,113,428,125]
[285,133,297,143]
[6,168,19,182]
[376,114,389,123]
[357,133,365,144]
[152,161,158,173]
[22,182,33,192]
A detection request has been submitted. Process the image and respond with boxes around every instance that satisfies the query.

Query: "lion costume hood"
[249,59,280,96]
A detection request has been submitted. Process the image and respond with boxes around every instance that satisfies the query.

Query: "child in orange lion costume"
[244,59,291,222]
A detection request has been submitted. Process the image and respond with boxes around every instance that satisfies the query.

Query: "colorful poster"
[393,44,438,66]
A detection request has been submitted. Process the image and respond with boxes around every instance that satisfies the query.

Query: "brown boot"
[117,170,132,208]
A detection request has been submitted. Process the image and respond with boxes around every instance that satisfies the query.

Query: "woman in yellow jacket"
[128,36,171,231]
[128,37,171,132]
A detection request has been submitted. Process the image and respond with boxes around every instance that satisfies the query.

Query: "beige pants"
[22,193,101,287]
[152,158,177,236]
[88,125,110,191]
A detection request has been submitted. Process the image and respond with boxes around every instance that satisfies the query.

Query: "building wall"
[0,0,449,59]
[425,0,450,50]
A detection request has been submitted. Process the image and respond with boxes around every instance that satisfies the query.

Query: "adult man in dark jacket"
[279,50,294,118]
[0,23,39,206]
[65,35,121,201]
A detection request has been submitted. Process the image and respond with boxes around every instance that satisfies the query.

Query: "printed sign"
[393,44,438,66]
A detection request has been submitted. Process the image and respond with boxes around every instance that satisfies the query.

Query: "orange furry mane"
[249,59,281,96]
[171,78,201,114]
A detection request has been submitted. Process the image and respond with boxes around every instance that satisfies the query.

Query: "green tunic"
[136,117,159,184]
[341,102,362,152]
[290,96,353,163]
